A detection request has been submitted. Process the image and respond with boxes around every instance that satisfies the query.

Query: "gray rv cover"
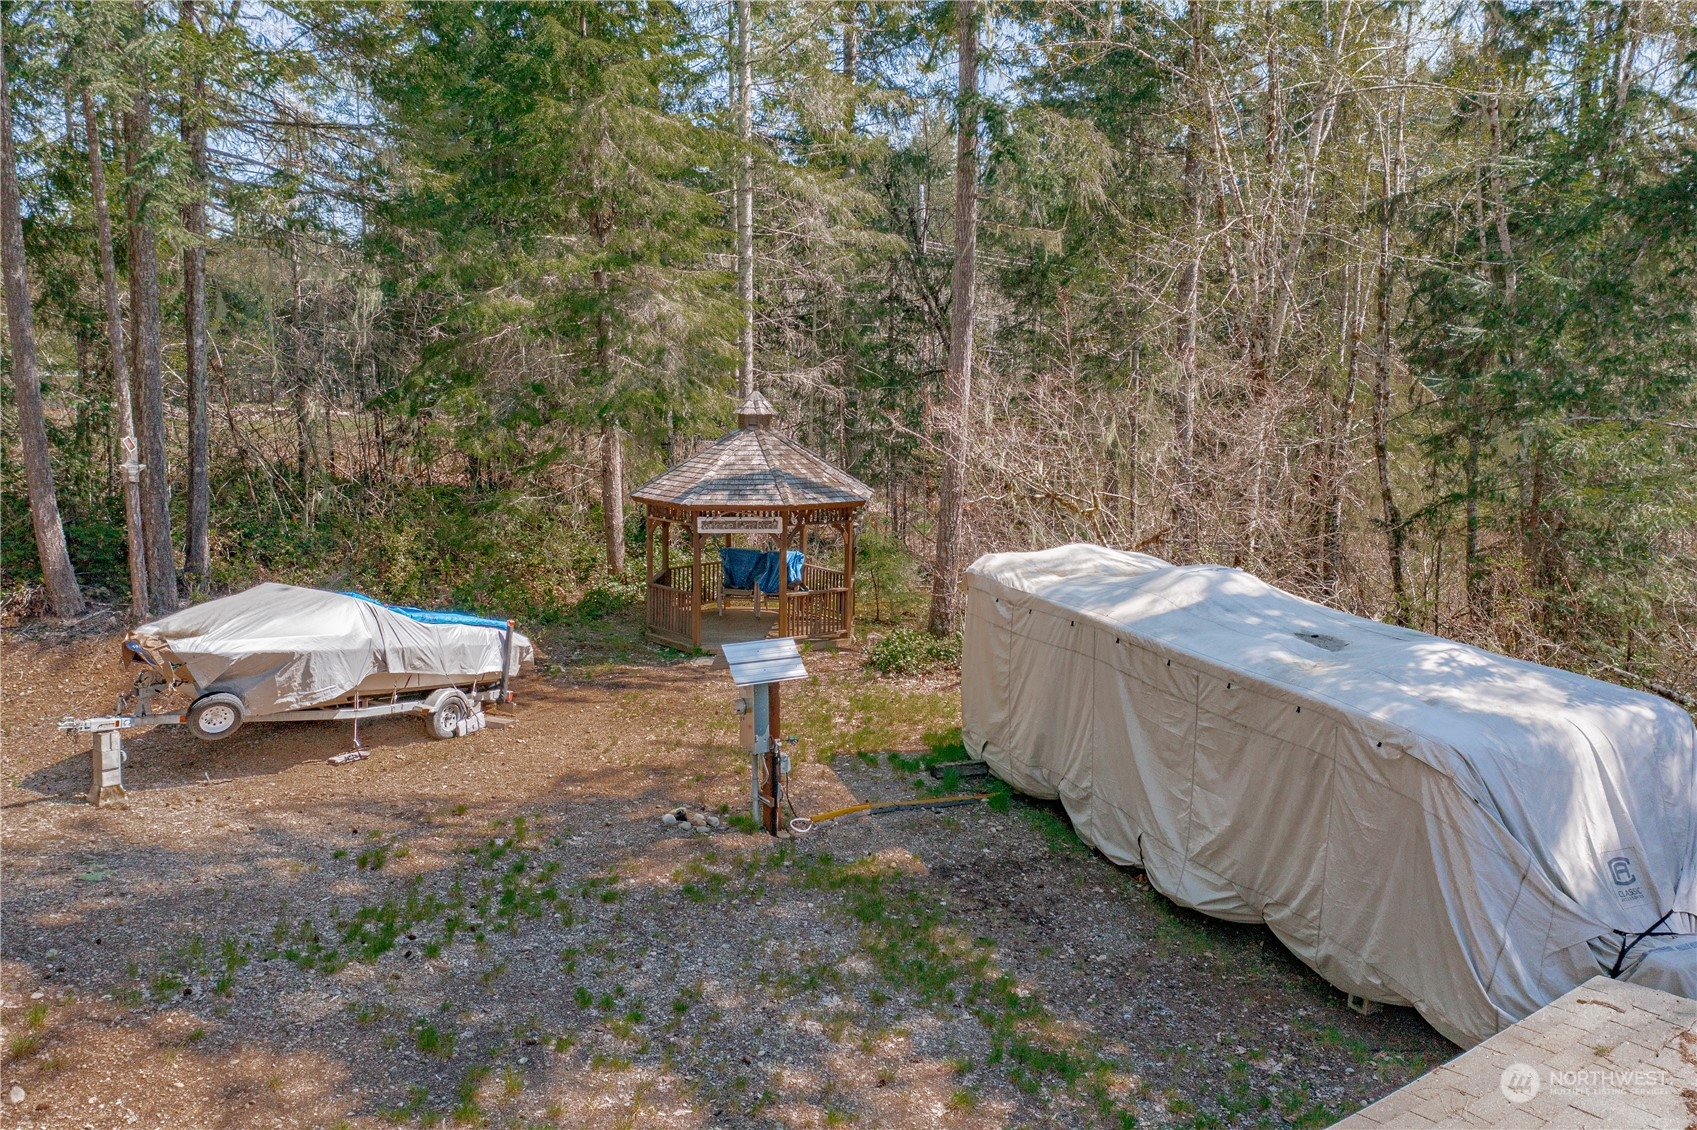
[963,545,1697,1047]
[131,583,533,715]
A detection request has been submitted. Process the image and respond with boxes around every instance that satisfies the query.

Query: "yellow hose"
[806,794,989,825]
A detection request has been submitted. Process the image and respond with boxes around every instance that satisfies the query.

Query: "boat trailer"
[59,684,508,807]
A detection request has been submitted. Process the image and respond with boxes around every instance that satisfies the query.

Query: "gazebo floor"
[695,608,783,652]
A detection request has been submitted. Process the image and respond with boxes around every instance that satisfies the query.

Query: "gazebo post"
[777,511,790,639]
[843,517,856,639]
[644,512,654,586]
[691,518,703,650]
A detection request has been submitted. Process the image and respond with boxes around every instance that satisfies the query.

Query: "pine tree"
[360,2,734,575]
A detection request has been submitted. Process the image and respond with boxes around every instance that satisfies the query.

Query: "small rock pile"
[661,807,723,833]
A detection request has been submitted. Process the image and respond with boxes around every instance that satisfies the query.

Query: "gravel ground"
[0,617,1456,1128]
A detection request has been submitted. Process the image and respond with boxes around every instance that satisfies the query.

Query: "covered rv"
[962,544,1697,1046]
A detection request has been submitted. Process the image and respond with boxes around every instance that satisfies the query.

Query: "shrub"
[865,628,961,675]
[573,577,645,619]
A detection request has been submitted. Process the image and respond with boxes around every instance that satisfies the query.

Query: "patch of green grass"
[149,970,187,1002]
[796,851,1138,1126]
[792,680,960,761]
[349,1001,390,1025]
[381,1084,439,1126]
[1020,797,1089,855]
[415,1022,455,1058]
[24,1002,47,1030]
[356,833,391,871]
[453,1065,488,1123]
[6,1034,39,1061]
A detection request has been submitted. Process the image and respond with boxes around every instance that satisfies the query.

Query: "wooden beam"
[777,512,790,638]
[691,526,702,650]
[844,517,856,640]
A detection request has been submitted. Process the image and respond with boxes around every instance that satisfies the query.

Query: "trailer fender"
[424,689,480,740]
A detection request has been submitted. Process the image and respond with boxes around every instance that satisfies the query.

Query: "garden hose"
[789,793,988,834]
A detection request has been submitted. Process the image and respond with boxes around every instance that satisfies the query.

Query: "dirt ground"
[0,614,1456,1129]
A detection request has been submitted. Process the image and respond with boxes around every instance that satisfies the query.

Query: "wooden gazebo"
[632,393,873,651]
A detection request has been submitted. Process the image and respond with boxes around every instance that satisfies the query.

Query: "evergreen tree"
[357,2,734,574]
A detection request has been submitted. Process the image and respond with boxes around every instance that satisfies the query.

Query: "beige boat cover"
[130,583,533,716]
[963,545,1697,1047]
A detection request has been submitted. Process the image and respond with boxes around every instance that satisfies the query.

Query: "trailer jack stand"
[91,730,128,807]
[60,715,151,806]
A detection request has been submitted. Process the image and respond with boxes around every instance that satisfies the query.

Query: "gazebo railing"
[647,564,695,644]
[786,569,849,638]
[800,562,844,591]
[648,555,851,644]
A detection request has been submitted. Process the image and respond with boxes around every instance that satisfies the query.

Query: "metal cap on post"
[720,638,808,836]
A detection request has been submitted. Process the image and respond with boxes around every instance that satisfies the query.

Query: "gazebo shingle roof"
[631,427,873,510]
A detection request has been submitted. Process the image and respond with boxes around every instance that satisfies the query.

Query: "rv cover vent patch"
[1295,631,1349,652]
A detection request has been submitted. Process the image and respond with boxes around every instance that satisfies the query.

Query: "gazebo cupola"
[631,393,873,651]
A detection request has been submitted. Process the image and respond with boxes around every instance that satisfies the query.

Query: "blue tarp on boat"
[341,591,511,631]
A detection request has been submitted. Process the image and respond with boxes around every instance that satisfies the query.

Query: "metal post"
[499,619,517,703]
[91,730,126,807]
[751,682,769,827]
[766,682,782,835]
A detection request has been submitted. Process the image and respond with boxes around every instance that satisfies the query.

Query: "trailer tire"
[426,690,471,740]
[188,693,246,742]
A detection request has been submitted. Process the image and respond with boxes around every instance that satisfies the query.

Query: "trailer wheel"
[188,693,246,742]
[426,690,471,740]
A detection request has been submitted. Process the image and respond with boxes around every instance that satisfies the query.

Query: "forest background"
[3,0,1695,705]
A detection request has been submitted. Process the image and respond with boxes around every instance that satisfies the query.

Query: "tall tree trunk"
[1482,4,1537,582]
[1464,414,1483,614]
[734,0,754,402]
[180,0,211,583]
[1372,91,1409,627]
[123,35,178,613]
[593,240,624,574]
[1321,258,1366,594]
[1172,0,1205,554]
[0,21,85,616]
[601,422,625,575]
[926,0,978,637]
[83,90,148,618]
[841,2,857,134]
[287,232,317,488]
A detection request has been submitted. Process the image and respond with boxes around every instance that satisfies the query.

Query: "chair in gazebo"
[630,392,873,651]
